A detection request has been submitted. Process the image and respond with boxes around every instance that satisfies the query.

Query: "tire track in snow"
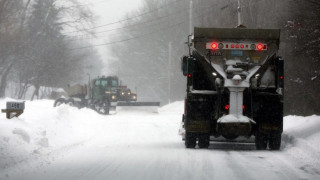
[224,151,255,180]
[3,103,320,180]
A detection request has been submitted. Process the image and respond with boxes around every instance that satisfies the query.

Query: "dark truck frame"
[181,27,284,150]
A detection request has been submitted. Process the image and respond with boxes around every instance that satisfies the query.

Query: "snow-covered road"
[1,100,320,180]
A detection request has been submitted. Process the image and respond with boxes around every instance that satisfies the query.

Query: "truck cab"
[117,86,138,102]
[90,76,118,114]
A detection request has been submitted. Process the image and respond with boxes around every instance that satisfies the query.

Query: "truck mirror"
[186,57,194,86]
[277,56,284,88]
[181,56,188,76]
[187,57,194,74]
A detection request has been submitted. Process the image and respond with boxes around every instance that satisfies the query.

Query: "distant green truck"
[54,76,118,114]
[54,76,160,114]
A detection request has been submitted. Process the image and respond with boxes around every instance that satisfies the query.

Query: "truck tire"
[66,99,82,109]
[96,101,110,115]
[54,98,65,107]
[269,133,281,150]
[185,132,196,148]
[66,99,75,106]
[198,134,210,148]
[255,132,267,150]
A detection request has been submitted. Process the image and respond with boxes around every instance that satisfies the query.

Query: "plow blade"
[117,102,160,106]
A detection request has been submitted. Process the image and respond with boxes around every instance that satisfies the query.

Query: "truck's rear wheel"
[66,99,81,109]
[269,133,281,150]
[66,99,75,106]
[185,132,196,148]
[255,132,267,150]
[54,98,65,107]
[96,101,110,115]
[198,134,210,148]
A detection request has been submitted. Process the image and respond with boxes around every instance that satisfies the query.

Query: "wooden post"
[1,101,25,119]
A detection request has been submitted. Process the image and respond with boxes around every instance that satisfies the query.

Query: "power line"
[67,0,219,41]
[63,0,187,34]
[62,0,111,8]
[92,6,187,35]
[67,3,190,40]
[70,21,185,50]
[70,1,229,50]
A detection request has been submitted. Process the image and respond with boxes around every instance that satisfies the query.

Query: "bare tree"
[1,0,102,100]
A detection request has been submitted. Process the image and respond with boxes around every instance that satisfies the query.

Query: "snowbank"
[282,115,320,173]
[0,98,106,171]
[0,99,182,173]
[0,99,319,179]
[283,115,320,151]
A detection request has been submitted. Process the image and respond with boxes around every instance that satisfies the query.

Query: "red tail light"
[257,44,263,51]
[211,42,218,49]
[188,74,192,78]
[225,104,230,110]
[242,105,245,110]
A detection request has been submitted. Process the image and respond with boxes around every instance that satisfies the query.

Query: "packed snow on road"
[0,99,320,180]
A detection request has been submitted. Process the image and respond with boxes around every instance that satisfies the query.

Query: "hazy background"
[0,0,319,115]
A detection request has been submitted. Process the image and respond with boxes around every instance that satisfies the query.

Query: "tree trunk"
[18,82,30,99]
[0,61,14,98]
[31,84,40,101]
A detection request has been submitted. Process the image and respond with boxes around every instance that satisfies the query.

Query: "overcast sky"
[87,0,143,69]
[91,0,142,22]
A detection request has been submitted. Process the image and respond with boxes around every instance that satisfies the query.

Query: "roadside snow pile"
[282,115,320,173]
[0,98,106,170]
[1,99,320,178]
[283,115,320,150]
[159,101,184,114]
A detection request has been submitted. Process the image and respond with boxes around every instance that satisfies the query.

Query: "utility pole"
[168,41,172,104]
[237,0,242,26]
[189,0,193,35]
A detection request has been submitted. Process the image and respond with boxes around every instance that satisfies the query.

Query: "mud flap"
[217,122,252,140]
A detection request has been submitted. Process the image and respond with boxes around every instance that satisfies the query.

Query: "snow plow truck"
[54,76,119,115]
[117,86,137,102]
[180,27,284,150]
[54,76,160,114]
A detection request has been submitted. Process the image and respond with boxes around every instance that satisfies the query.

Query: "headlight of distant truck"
[128,92,131,95]
[133,96,136,99]
[121,92,125,95]
[112,95,116,100]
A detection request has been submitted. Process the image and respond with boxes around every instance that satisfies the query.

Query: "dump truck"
[54,76,118,114]
[180,27,284,150]
[54,76,160,113]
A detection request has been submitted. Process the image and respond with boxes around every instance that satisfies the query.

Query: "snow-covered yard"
[0,99,319,180]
